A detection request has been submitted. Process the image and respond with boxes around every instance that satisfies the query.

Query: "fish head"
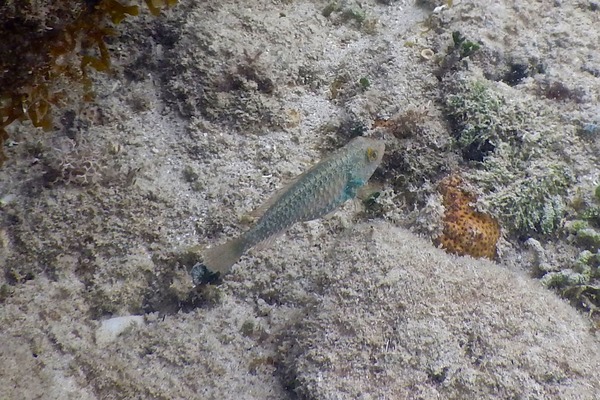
[350,136,385,182]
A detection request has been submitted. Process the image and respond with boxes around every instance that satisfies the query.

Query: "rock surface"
[1,0,599,399]
[282,223,600,399]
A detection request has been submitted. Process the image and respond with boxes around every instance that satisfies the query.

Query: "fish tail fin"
[202,236,246,275]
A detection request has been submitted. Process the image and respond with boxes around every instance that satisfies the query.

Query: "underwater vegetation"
[430,7,598,321]
[443,71,574,237]
[451,31,480,59]
[321,2,378,33]
[0,0,178,166]
[445,79,518,162]
[539,186,600,318]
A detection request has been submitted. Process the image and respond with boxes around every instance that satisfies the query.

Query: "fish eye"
[366,147,378,162]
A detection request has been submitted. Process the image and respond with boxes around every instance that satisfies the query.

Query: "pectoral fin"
[343,176,365,201]
[357,182,384,201]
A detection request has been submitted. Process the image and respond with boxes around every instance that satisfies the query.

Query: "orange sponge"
[436,175,500,260]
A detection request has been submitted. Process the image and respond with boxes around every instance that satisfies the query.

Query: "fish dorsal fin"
[248,177,297,221]
[249,161,320,220]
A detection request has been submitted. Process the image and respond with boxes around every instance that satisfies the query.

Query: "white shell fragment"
[420,48,435,60]
[96,315,145,346]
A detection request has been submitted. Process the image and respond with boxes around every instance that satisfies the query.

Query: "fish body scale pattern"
[244,146,363,249]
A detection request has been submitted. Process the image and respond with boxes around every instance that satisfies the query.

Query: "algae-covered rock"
[282,222,600,399]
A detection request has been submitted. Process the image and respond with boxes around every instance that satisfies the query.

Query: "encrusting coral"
[435,175,500,259]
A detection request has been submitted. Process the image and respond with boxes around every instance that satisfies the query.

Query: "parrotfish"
[192,136,385,282]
